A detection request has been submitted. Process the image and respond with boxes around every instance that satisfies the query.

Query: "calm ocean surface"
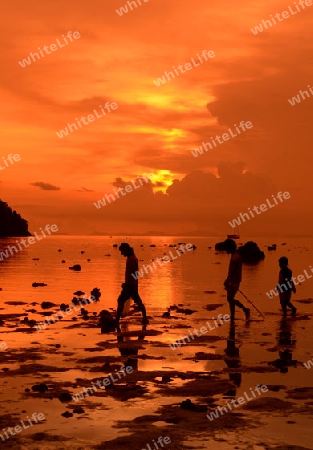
[0,235,312,314]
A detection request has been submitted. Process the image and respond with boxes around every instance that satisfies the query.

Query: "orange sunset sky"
[0,0,312,236]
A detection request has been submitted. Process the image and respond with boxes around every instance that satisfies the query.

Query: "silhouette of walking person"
[223,239,250,321]
[277,257,297,317]
[115,243,148,326]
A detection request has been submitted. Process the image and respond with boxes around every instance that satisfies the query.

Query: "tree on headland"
[0,200,31,237]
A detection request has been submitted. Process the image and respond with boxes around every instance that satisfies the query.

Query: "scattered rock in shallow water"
[72,297,90,306]
[99,310,116,333]
[91,287,101,300]
[61,411,73,418]
[180,398,206,412]
[169,305,197,315]
[162,375,172,383]
[32,282,47,287]
[62,260,66,263]
[27,319,37,327]
[41,302,57,309]
[32,258,40,261]
[73,407,85,414]
[5,301,28,306]
[69,264,81,271]
[32,383,48,393]
[55,344,61,349]
[59,392,72,402]
[60,303,70,311]
[162,312,170,318]
[73,290,85,296]
[203,303,223,312]
[203,290,217,294]
[266,385,286,392]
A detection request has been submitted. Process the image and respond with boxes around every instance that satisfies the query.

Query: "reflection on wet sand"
[117,322,147,372]
[269,317,298,373]
[224,323,242,395]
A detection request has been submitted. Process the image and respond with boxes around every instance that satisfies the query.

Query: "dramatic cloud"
[30,182,60,191]
[76,187,94,192]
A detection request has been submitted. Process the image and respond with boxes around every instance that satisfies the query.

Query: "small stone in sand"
[61,411,73,418]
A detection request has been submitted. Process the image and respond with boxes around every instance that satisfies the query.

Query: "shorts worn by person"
[277,257,297,317]
[223,239,250,321]
[115,243,148,325]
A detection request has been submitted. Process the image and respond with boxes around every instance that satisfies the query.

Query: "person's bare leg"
[115,288,130,325]
[227,287,236,321]
[132,288,148,323]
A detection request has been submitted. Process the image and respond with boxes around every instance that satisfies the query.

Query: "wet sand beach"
[0,236,312,449]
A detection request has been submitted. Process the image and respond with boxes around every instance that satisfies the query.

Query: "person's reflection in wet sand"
[224,322,242,395]
[117,322,147,372]
[271,317,297,373]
